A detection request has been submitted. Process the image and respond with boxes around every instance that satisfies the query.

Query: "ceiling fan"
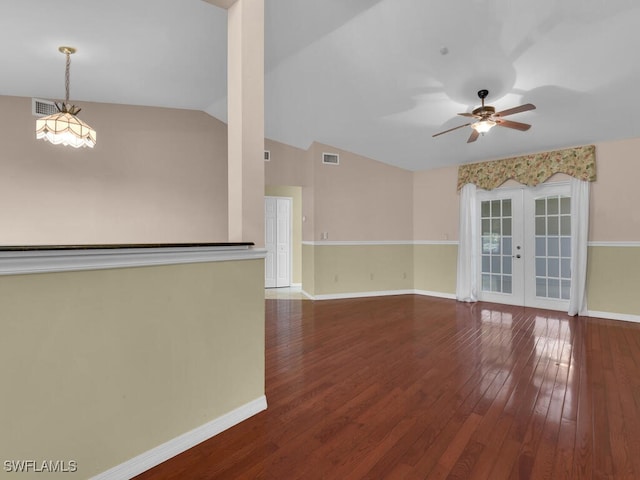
[433,89,536,143]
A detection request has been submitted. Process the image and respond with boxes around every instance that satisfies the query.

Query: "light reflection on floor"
[478,308,576,422]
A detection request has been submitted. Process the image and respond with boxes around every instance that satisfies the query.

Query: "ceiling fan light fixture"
[35,46,96,149]
[471,119,496,134]
[433,89,535,142]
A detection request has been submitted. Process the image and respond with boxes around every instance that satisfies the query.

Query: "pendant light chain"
[64,50,71,104]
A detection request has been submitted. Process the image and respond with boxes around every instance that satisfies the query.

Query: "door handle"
[515,254,521,259]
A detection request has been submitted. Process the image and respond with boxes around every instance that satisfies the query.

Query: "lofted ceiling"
[2,0,640,171]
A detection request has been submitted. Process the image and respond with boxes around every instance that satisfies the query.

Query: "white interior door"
[477,183,572,311]
[264,196,292,288]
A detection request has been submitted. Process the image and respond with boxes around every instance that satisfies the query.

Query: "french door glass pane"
[480,199,512,295]
[534,195,571,300]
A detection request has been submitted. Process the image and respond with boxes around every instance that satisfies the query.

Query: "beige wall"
[590,139,640,241]
[587,246,640,315]
[413,166,459,241]
[0,258,265,479]
[311,142,414,241]
[414,244,457,295]
[310,244,413,296]
[266,139,415,295]
[302,243,315,296]
[302,143,318,242]
[290,142,415,295]
[0,95,229,245]
[584,139,640,316]
[301,138,640,316]
[264,139,307,187]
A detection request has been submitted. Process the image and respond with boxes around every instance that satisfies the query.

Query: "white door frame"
[476,182,572,311]
[264,196,292,288]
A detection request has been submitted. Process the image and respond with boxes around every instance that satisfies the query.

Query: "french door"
[477,183,572,311]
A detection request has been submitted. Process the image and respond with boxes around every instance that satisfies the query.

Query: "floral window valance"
[457,145,596,191]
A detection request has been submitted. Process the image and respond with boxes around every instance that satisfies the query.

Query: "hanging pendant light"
[36,46,97,148]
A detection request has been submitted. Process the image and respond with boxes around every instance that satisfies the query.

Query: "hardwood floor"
[135,295,640,479]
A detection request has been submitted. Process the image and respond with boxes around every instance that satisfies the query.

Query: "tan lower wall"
[413,244,458,296]
[302,243,639,321]
[302,243,315,296]
[310,244,414,296]
[587,245,640,317]
[0,259,265,479]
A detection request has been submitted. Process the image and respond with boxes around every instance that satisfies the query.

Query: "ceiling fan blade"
[457,112,479,118]
[432,123,471,138]
[495,119,531,131]
[495,103,536,117]
[467,129,480,143]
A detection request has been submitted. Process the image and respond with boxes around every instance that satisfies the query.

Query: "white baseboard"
[311,289,415,300]
[413,289,457,300]
[91,395,267,480]
[587,310,640,324]
[304,291,640,325]
[301,289,315,300]
[303,289,456,301]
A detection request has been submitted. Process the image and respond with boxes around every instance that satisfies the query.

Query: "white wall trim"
[302,240,414,246]
[301,240,640,248]
[302,289,640,326]
[301,240,460,246]
[413,240,459,246]
[311,289,416,300]
[0,246,267,276]
[303,289,456,301]
[413,289,457,300]
[587,310,640,324]
[588,241,640,247]
[91,395,267,480]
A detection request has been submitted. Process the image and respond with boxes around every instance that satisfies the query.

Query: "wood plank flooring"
[134,295,640,479]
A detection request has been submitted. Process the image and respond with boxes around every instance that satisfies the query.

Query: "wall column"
[228,0,265,246]
[207,0,265,246]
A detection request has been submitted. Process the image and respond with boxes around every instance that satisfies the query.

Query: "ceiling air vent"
[264,150,270,161]
[32,98,57,117]
[322,152,339,165]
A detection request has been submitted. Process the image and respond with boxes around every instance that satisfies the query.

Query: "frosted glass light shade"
[471,119,496,134]
[35,112,96,148]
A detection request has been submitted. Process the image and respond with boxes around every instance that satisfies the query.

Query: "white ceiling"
[2,0,640,171]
